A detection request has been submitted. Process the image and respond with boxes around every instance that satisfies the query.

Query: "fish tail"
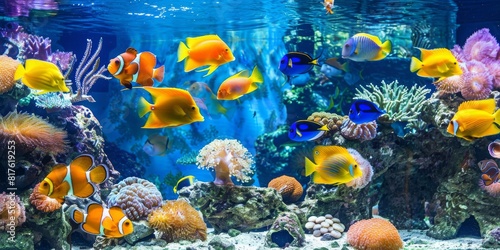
[153,65,165,83]
[14,64,25,81]
[304,157,317,177]
[89,164,109,185]
[494,108,500,128]
[381,39,392,56]
[177,42,189,62]
[138,97,152,118]
[341,61,350,73]
[410,57,422,72]
[250,66,264,83]
[70,207,84,224]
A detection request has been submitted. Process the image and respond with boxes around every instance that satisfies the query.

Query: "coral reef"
[304,214,345,239]
[196,139,254,185]
[0,192,26,230]
[0,55,20,94]
[148,199,207,243]
[29,183,61,212]
[267,175,303,203]
[178,182,288,232]
[34,92,72,109]
[107,177,163,221]
[345,148,374,189]
[340,119,377,142]
[307,112,347,137]
[265,212,305,248]
[347,218,403,250]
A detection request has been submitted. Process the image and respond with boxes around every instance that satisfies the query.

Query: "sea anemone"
[460,72,493,100]
[479,181,500,197]
[148,200,207,243]
[0,55,20,94]
[462,28,500,63]
[435,74,463,94]
[489,62,500,89]
[340,119,377,142]
[267,175,303,203]
[488,140,500,159]
[29,183,61,212]
[0,112,68,155]
[465,60,488,74]
[0,192,26,230]
[196,139,254,185]
[347,218,403,250]
[345,148,374,189]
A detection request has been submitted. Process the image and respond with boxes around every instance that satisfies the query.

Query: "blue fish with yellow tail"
[279,52,320,84]
[349,99,386,124]
[173,175,195,193]
[289,120,329,142]
[342,33,392,62]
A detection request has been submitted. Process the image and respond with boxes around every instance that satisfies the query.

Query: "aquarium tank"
[1,0,500,249]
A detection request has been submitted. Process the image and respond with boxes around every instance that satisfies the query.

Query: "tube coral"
[196,139,254,185]
[0,55,20,94]
[347,218,403,250]
[148,200,207,243]
[0,112,68,155]
[0,192,26,230]
[29,183,61,212]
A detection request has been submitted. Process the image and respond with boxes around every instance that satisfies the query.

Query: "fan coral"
[107,177,163,221]
[460,72,493,100]
[29,183,61,212]
[345,148,374,189]
[148,200,207,243]
[462,28,499,63]
[196,139,254,185]
[0,112,68,155]
[268,175,303,203]
[0,192,26,231]
[340,120,377,142]
[347,218,403,250]
[0,55,20,94]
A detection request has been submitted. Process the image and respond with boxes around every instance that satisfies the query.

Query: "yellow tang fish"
[177,34,235,76]
[217,66,263,100]
[137,87,205,128]
[14,59,70,95]
[304,145,362,185]
[410,48,463,81]
[447,98,500,141]
[71,203,133,238]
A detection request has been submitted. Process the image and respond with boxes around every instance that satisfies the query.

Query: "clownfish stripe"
[114,56,125,76]
[131,54,141,82]
[118,216,128,235]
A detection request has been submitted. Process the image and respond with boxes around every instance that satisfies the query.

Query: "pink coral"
[489,62,500,89]
[340,120,377,142]
[460,72,493,100]
[462,28,499,63]
[29,183,61,212]
[479,181,500,197]
[106,177,163,221]
[0,192,26,231]
[465,60,488,74]
[345,148,374,189]
[436,74,463,94]
[196,139,254,185]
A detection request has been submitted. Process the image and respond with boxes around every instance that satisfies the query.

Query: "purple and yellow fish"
[342,33,392,62]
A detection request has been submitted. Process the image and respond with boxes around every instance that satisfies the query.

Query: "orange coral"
[0,112,68,155]
[268,175,303,203]
[0,55,20,94]
[29,183,61,212]
[148,200,207,243]
[347,218,403,250]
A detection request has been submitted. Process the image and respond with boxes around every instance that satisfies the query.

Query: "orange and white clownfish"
[107,47,165,89]
[37,154,109,203]
[70,203,134,238]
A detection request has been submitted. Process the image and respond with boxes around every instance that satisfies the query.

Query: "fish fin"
[141,78,154,87]
[200,65,219,77]
[312,173,333,184]
[410,57,422,72]
[102,217,116,231]
[482,174,493,186]
[153,65,165,83]
[416,47,433,59]
[227,70,250,80]
[458,99,496,113]
[89,164,109,185]
[121,80,133,89]
[173,105,186,116]
[14,64,25,81]
[249,66,263,83]
[457,112,496,133]
[304,157,317,176]
[75,183,96,198]
[495,107,500,125]
[51,181,70,199]
[177,42,189,62]
[318,125,329,131]
[126,47,138,56]
[381,40,392,56]
[312,145,352,166]
[186,35,221,48]
[124,63,138,75]
[138,97,152,118]
[71,154,94,172]
[437,63,450,73]
[70,207,85,224]
[143,112,168,128]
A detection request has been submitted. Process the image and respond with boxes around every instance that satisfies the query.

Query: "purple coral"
[462,28,499,63]
[106,177,163,221]
[340,119,377,142]
[0,192,26,231]
[3,0,58,17]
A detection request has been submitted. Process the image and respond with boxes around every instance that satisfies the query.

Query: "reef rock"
[178,182,288,232]
[265,212,305,248]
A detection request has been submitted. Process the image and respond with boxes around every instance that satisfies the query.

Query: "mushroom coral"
[148,199,207,243]
[196,139,254,185]
[347,218,403,250]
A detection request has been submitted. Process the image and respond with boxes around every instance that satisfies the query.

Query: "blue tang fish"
[279,52,319,84]
[349,99,386,124]
[289,120,329,142]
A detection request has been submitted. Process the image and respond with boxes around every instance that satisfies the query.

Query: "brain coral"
[196,139,254,185]
[347,218,403,250]
[29,183,62,212]
[268,175,303,203]
[107,177,163,221]
[0,55,20,94]
[0,112,68,155]
[148,199,207,243]
[0,192,26,231]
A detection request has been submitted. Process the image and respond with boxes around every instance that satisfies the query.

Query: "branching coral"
[106,177,163,221]
[0,112,68,155]
[268,175,303,203]
[148,200,207,243]
[347,218,403,250]
[196,139,254,185]
[0,192,26,230]
[354,80,430,123]
[29,183,61,212]
[0,55,20,94]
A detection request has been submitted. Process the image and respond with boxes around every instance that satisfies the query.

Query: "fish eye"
[114,59,120,65]
[354,165,358,168]
[225,48,229,52]
[125,222,130,226]
[43,182,48,187]
[191,106,196,110]
[454,62,457,65]
[315,150,319,155]
[345,44,350,48]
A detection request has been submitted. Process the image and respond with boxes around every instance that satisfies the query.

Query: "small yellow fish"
[304,145,362,185]
[173,175,195,193]
[137,87,204,128]
[410,48,462,81]
[447,99,500,141]
[14,59,70,94]
[216,66,263,100]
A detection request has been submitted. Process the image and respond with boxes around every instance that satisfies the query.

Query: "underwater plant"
[148,200,207,243]
[196,139,254,185]
[347,218,403,250]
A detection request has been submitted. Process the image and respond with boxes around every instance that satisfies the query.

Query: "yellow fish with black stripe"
[447,99,500,141]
